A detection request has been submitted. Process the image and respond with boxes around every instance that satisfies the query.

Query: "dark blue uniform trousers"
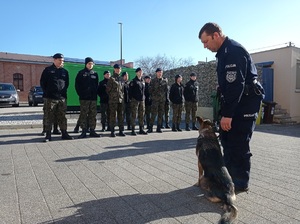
[221,119,256,189]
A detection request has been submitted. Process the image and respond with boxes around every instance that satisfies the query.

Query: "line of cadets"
[41,55,199,142]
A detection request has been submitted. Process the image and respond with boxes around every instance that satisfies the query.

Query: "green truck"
[64,62,136,111]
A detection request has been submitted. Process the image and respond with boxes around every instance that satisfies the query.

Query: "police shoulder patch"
[226,71,237,83]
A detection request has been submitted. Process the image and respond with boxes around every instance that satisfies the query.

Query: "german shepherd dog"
[195,116,237,224]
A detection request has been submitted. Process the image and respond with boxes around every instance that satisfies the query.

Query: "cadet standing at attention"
[122,71,131,130]
[184,72,199,131]
[170,75,184,132]
[97,70,111,132]
[148,68,168,133]
[106,64,126,137]
[144,75,152,129]
[129,67,147,135]
[40,53,73,142]
[75,57,101,138]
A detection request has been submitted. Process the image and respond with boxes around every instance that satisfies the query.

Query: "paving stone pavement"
[0,123,300,224]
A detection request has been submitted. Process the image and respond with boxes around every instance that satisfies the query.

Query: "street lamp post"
[118,22,123,67]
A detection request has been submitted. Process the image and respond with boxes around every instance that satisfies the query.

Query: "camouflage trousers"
[163,103,170,124]
[144,105,151,127]
[185,101,198,124]
[44,98,67,131]
[150,100,165,126]
[79,100,97,129]
[130,99,145,128]
[109,102,124,129]
[42,98,58,127]
[172,103,183,124]
[100,103,109,125]
[123,102,131,126]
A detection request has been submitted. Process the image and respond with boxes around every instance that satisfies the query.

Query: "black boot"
[131,126,137,136]
[43,131,51,142]
[110,127,116,137]
[90,129,101,137]
[52,124,61,135]
[165,123,170,129]
[192,123,199,130]
[101,123,106,132]
[147,125,153,133]
[185,123,191,131]
[172,123,177,132]
[127,124,131,130]
[176,123,182,132]
[156,125,163,133]
[78,129,87,138]
[106,125,111,132]
[119,127,126,136]
[41,126,46,136]
[139,126,148,135]
[73,123,80,133]
[61,130,74,140]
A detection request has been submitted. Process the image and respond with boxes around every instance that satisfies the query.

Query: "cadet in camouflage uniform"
[40,53,73,142]
[162,87,170,129]
[75,57,100,138]
[144,75,151,129]
[148,68,168,133]
[170,75,184,131]
[97,70,111,132]
[122,72,131,130]
[129,67,147,135]
[106,64,125,137]
[184,72,199,131]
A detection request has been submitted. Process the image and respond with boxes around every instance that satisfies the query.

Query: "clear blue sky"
[1,0,299,65]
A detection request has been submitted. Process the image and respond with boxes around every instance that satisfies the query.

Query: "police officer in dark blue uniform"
[199,22,264,193]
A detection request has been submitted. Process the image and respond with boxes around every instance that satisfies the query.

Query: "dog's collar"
[199,128,210,134]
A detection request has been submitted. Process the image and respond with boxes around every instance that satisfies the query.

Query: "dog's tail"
[220,203,238,224]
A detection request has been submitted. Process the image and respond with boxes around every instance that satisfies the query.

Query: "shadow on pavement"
[254,124,300,138]
[39,186,223,224]
[56,137,196,162]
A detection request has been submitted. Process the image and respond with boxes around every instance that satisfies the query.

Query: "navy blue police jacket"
[216,37,264,120]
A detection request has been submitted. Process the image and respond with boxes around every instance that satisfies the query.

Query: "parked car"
[28,86,44,106]
[0,83,20,107]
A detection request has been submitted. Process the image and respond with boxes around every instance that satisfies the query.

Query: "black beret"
[144,75,151,79]
[155,68,162,72]
[135,67,142,73]
[53,53,64,59]
[103,70,110,75]
[121,72,128,77]
[175,74,182,80]
[113,64,121,69]
[85,57,94,65]
[190,73,196,77]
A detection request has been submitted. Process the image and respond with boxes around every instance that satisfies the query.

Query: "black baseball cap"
[53,53,64,59]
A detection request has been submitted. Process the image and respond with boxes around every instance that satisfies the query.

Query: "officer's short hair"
[198,22,223,39]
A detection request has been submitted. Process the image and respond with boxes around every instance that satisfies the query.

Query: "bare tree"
[135,54,194,75]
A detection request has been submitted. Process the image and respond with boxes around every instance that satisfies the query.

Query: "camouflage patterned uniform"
[129,76,145,131]
[144,82,151,128]
[106,72,124,131]
[40,63,69,132]
[75,68,99,130]
[149,77,168,129]
[170,82,184,125]
[184,78,199,129]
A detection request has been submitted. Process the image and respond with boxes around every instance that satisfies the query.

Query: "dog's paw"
[206,196,222,203]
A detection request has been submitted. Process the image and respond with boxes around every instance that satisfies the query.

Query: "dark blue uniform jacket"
[216,37,264,120]
[75,68,99,101]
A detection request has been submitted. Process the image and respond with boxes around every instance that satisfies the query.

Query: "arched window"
[13,73,23,91]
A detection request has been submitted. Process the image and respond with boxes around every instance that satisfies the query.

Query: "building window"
[13,73,24,91]
[296,60,300,90]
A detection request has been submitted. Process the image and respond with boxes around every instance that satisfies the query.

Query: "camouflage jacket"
[106,73,123,104]
[149,77,168,102]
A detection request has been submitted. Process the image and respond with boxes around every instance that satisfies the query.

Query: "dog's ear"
[196,116,204,124]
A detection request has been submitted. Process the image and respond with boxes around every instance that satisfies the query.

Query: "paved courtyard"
[0,123,300,224]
